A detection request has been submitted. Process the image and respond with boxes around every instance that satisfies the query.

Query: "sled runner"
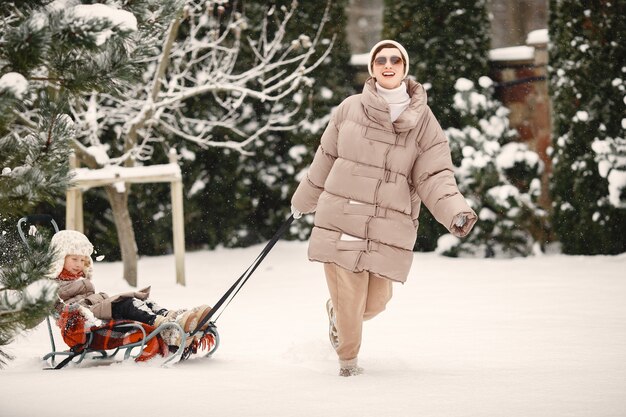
[18,215,219,369]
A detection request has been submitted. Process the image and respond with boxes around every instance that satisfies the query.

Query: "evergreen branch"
[12,110,37,130]
[0,309,20,317]
[29,76,65,84]
[0,349,13,368]
[44,113,56,150]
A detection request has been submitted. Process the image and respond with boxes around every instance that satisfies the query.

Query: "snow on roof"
[355,44,540,66]
[489,46,535,62]
[526,29,549,45]
[350,53,370,66]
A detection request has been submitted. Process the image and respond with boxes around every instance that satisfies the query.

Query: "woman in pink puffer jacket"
[291,40,477,377]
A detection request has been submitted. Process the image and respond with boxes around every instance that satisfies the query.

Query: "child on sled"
[48,229,211,348]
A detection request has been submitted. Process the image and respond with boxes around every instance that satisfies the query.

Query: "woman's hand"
[451,212,477,237]
[291,205,303,219]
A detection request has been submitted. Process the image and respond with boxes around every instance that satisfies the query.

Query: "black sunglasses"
[373,55,403,66]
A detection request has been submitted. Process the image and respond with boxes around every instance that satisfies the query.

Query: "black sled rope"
[189,214,295,337]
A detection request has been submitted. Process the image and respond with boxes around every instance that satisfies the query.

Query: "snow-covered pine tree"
[592,137,626,209]
[549,0,626,254]
[440,77,546,257]
[0,234,58,366]
[0,0,147,364]
[382,0,491,251]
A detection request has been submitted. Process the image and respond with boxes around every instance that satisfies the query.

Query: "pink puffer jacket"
[291,78,476,282]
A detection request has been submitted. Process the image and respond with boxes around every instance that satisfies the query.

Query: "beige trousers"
[324,263,393,367]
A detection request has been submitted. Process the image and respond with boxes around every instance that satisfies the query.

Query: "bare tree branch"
[71,0,332,164]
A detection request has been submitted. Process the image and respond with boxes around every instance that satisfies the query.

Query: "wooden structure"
[66,149,186,285]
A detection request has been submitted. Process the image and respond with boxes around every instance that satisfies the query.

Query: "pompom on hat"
[367,39,410,79]
[49,230,94,279]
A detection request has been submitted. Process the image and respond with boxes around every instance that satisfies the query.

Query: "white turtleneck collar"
[375,81,411,122]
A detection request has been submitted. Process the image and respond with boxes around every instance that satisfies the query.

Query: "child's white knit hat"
[367,39,410,79]
[49,230,94,278]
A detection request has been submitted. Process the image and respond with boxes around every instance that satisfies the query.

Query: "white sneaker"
[165,309,185,320]
[189,305,212,333]
[153,311,191,348]
[326,299,339,350]
[339,366,364,377]
[159,327,179,348]
[153,315,168,328]
[175,309,198,332]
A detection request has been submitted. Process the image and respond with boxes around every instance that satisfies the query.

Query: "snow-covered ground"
[1,241,625,417]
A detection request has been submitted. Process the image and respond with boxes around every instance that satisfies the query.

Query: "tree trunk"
[105,185,138,287]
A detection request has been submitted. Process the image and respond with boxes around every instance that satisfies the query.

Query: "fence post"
[169,149,186,286]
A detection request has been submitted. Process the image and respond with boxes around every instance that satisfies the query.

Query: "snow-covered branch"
[70,0,333,166]
[592,136,626,208]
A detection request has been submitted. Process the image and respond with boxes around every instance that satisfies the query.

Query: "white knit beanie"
[49,230,94,278]
[367,39,410,79]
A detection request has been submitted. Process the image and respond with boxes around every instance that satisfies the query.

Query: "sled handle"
[17,215,60,248]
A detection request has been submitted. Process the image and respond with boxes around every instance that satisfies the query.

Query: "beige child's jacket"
[55,276,151,320]
[291,77,476,282]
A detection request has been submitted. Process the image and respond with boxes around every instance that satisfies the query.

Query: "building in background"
[489,30,551,207]
[487,0,550,208]
[489,0,548,48]
[345,0,548,51]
